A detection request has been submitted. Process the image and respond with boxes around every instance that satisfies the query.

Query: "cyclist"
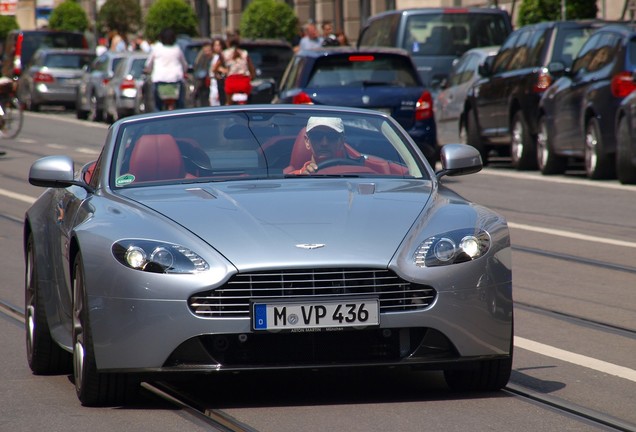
[144,28,187,111]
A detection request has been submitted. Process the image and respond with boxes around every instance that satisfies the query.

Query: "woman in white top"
[144,28,187,111]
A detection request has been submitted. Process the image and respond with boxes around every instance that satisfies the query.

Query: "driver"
[290,116,349,175]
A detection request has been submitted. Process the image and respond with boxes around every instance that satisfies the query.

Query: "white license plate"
[253,298,379,331]
[375,108,392,116]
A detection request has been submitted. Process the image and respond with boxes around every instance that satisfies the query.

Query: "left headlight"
[112,240,209,274]
[413,229,490,267]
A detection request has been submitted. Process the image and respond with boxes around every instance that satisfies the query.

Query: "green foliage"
[144,0,198,41]
[48,0,89,32]
[0,15,19,43]
[97,0,142,36]
[239,0,298,41]
[517,0,597,26]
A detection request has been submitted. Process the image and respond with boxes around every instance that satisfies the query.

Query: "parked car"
[103,52,149,122]
[614,84,636,184]
[434,45,499,146]
[1,29,88,79]
[239,38,294,103]
[357,7,512,90]
[272,47,437,163]
[25,104,512,406]
[537,23,636,179]
[75,51,129,121]
[463,20,606,169]
[16,48,95,111]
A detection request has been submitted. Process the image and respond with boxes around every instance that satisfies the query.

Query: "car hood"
[118,179,433,269]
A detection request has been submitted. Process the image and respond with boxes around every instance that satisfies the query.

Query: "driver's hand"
[301,162,318,175]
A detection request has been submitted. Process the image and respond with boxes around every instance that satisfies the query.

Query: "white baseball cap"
[306,116,344,133]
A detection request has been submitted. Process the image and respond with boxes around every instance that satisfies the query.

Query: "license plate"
[375,108,392,116]
[252,298,379,331]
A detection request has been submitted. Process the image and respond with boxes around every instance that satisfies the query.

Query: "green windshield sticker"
[116,174,135,186]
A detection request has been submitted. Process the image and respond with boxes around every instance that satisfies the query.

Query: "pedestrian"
[213,32,255,105]
[299,21,323,51]
[193,41,213,107]
[335,30,350,46]
[209,37,227,106]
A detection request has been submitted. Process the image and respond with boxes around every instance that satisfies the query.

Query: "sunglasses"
[307,130,343,142]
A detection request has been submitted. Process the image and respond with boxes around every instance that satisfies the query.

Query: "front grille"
[188,268,436,318]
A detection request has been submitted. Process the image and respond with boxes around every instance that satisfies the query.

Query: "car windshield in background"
[552,27,599,65]
[110,110,428,187]
[129,58,147,78]
[307,54,420,87]
[44,53,94,69]
[404,13,509,57]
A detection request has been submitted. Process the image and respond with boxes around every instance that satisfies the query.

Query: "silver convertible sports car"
[25,105,513,406]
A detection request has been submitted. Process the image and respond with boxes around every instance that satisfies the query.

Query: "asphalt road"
[0,109,634,431]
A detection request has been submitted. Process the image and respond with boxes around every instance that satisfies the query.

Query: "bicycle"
[0,78,24,139]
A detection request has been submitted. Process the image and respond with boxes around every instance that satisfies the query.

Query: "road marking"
[480,169,636,191]
[77,147,100,155]
[508,222,636,249]
[515,336,636,383]
[0,187,35,204]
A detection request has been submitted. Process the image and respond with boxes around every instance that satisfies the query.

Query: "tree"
[239,0,298,41]
[0,15,18,43]
[144,0,198,42]
[97,0,142,37]
[48,0,89,32]
[517,0,598,26]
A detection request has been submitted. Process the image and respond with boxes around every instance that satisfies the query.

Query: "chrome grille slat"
[188,268,436,318]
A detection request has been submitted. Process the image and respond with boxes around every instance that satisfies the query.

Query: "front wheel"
[72,254,138,406]
[466,108,488,165]
[0,97,24,139]
[616,116,636,184]
[444,356,512,392]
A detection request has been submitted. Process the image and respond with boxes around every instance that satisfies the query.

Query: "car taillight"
[292,91,313,104]
[611,71,636,98]
[120,79,135,90]
[415,90,433,121]
[13,34,23,76]
[34,72,54,83]
[533,68,552,93]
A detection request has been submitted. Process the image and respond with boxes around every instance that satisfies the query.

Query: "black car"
[272,46,437,163]
[462,20,605,169]
[357,7,512,90]
[615,86,636,184]
[239,38,294,103]
[537,23,636,179]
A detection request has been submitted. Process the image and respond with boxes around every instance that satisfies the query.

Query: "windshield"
[110,110,429,188]
[404,13,509,57]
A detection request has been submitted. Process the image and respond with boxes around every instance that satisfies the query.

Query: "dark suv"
[462,20,605,169]
[538,23,636,179]
[357,7,512,90]
[2,30,88,79]
[273,47,437,163]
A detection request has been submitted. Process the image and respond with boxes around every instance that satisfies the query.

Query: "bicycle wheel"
[1,97,24,139]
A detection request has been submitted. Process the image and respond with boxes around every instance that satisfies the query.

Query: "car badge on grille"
[296,243,325,249]
[362,95,370,104]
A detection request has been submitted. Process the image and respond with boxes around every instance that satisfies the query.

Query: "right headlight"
[413,229,490,267]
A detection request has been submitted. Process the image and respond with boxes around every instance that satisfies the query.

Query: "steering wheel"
[316,157,364,171]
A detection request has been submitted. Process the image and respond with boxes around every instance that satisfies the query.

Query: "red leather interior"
[129,134,186,182]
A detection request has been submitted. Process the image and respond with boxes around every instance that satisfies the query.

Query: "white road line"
[515,336,636,383]
[480,168,636,191]
[77,147,100,155]
[0,187,35,204]
[508,222,636,249]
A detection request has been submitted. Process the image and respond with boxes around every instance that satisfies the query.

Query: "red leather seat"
[129,134,186,182]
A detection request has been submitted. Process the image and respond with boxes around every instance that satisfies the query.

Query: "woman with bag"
[209,37,227,106]
[213,32,255,105]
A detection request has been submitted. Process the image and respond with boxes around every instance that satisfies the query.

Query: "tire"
[0,97,24,139]
[616,116,636,184]
[510,111,538,170]
[466,108,488,165]
[536,116,566,175]
[72,254,138,406]
[584,117,615,179]
[444,356,512,392]
[25,234,72,374]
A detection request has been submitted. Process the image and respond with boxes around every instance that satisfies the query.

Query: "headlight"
[413,229,490,267]
[112,240,209,273]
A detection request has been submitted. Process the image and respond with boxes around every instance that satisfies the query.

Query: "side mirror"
[29,155,94,192]
[478,55,495,77]
[435,144,483,180]
[547,61,566,77]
